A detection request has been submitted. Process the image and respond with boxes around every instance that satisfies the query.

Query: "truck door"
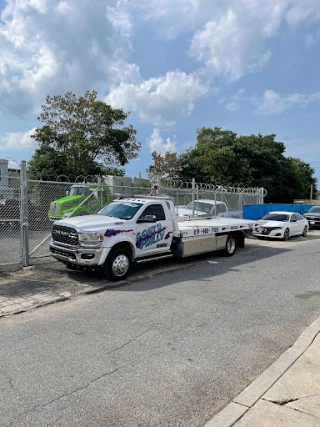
[135,203,174,256]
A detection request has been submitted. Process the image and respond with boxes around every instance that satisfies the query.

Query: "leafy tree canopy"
[170,127,316,203]
[146,151,182,182]
[29,90,140,179]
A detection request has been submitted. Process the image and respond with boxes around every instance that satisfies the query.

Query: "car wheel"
[104,248,131,281]
[283,228,290,241]
[302,226,308,237]
[224,235,237,256]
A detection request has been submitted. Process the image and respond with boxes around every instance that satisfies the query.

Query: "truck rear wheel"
[224,235,237,256]
[104,248,131,281]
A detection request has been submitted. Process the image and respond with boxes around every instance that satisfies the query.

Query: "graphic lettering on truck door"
[136,223,166,249]
[135,204,174,255]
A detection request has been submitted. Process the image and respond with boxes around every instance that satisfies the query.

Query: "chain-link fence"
[0,175,21,265]
[0,163,265,267]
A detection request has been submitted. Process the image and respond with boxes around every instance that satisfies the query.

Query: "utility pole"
[310,184,313,204]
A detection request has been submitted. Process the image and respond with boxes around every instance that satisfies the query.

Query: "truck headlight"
[78,233,103,247]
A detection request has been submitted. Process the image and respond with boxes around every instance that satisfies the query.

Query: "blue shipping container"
[243,204,314,220]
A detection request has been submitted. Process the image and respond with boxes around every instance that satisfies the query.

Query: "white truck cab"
[49,196,258,281]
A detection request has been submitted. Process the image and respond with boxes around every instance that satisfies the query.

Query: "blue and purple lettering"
[136,223,166,249]
[105,229,133,238]
[165,231,173,240]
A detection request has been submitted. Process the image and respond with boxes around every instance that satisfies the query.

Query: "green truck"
[48,184,111,221]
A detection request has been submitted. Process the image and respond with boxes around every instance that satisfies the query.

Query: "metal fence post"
[192,178,195,217]
[259,187,264,204]
[20,161,30,266]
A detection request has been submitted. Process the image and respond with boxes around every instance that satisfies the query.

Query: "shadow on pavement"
[0,241,294,301]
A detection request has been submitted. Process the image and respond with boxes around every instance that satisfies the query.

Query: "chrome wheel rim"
[227,238,236,254]
[303,226,307,236]
[112,254,130,277]
[284,229,289,240]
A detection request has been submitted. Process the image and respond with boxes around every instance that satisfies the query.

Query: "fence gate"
[0,174,22,266]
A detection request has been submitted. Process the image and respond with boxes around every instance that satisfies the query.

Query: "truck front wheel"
[104,248,131,281]
[224,235,237,256]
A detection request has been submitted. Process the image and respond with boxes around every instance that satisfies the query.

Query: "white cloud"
[106,70,209,126]
[286,0,320,27]
[226,102,238,112]
[255,89,320,114]
[107,3,132,37]
[0,128,37,151]
[148,128,176,154]
[1,0,320,126]
[188,4,283,82]
[0,0,120,115]
[305,29,320,48]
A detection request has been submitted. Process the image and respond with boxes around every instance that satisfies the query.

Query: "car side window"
[139,204,166,221]
[220,204,227,213]
[215,204,226,214]
[296,214,303,221]
[291,214,297,222]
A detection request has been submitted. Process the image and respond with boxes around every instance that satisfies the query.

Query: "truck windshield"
[99,202,143,220]
[309,207,320,213]
[186,201,213,214]
[70,187,88,197]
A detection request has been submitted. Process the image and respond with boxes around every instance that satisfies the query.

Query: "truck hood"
[54,215,127,231]
[176,207,207,218]
[51,195,84,205]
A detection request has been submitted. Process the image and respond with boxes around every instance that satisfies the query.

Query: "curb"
[203,316,320,427]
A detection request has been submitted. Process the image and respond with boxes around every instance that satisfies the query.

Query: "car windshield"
[308,207,320,213]
[262,213,289,221]
[70,186,88,197]
[185,201,213,214]
[98,201,143,220]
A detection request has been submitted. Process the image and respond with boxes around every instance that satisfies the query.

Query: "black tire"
[283,228,290,241]
[224,235,237,256]
[104,248,131,281]
[302,226,308,237]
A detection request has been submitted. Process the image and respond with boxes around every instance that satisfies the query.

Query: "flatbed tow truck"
[49,196,259,281]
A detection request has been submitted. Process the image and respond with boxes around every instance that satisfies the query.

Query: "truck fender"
[101,235,137,264]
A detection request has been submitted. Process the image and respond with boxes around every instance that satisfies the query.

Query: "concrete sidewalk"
[206,316,320,426]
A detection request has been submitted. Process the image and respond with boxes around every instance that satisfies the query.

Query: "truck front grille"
[52,224,79,247]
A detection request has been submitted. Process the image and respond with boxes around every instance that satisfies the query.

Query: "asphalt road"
[1,236,320,426]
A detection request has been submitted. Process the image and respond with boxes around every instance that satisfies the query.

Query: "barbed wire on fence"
[25,170,267,198]
[160,178,267,197]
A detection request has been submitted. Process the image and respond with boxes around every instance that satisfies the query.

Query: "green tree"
[146,151,182,181]
[102,167,125,177]
[29,90,140,178]
[178,127,317,202]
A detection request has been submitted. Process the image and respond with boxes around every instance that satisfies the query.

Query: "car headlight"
[78,233,103,247]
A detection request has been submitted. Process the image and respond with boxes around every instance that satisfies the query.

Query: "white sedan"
[254,211,309,240]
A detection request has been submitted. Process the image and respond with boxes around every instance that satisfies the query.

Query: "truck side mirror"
[137,214,157,223]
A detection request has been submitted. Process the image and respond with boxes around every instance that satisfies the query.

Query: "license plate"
[311,221,315,225]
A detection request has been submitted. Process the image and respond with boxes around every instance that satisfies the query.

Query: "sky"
[0,0,320,182]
